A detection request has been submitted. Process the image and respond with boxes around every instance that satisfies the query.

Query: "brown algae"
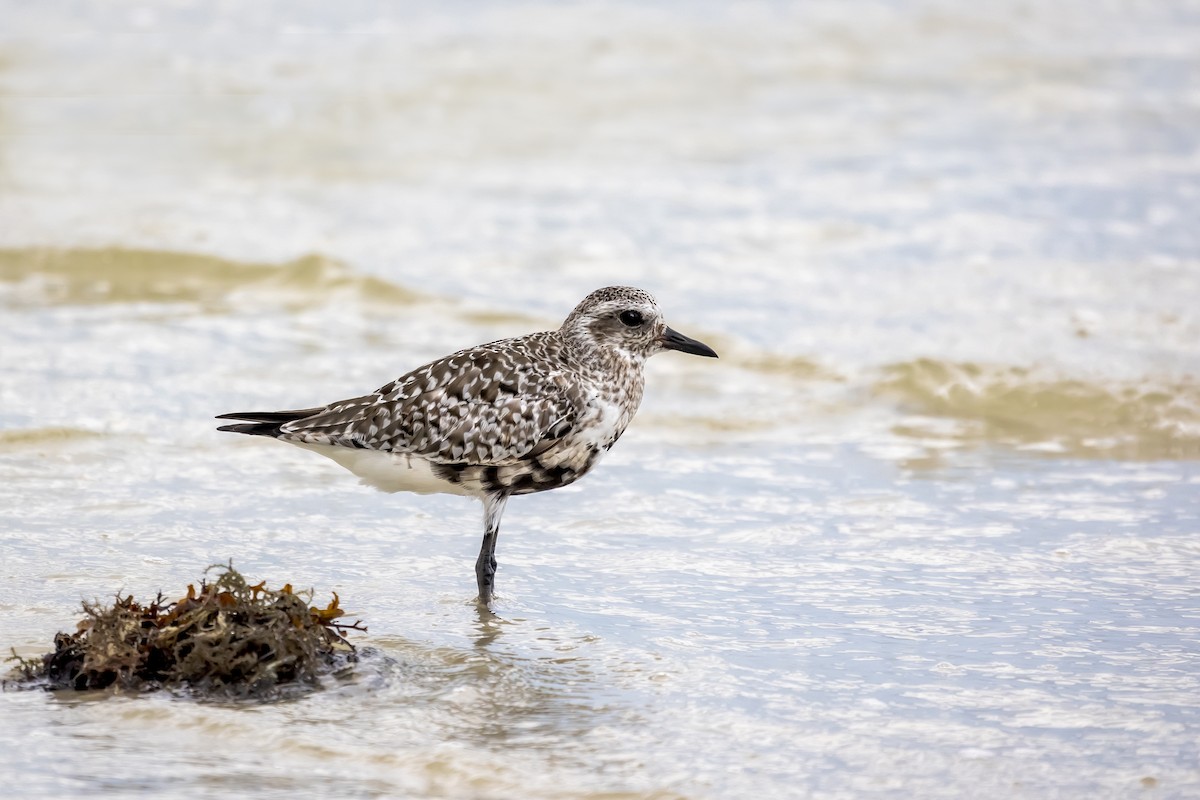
[7,565,363,698]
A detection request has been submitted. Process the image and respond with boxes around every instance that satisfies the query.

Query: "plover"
[216,286,718,607]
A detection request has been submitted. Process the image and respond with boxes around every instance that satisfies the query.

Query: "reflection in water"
[472,603,506,650]
[361,618,631,759]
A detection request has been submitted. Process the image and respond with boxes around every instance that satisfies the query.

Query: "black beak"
[659,326,719,358]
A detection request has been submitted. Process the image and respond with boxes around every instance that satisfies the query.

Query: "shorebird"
[216,286,718,607]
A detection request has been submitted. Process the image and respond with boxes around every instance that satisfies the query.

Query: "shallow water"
[2,1,1200,798]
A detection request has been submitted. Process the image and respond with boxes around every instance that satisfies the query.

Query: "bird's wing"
[275,340,583,465]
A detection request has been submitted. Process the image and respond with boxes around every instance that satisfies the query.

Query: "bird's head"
[561,286,718,364]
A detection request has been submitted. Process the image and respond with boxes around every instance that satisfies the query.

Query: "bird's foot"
[475,554,498,607]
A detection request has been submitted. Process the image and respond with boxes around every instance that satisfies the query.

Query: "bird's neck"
[559,332,646,405]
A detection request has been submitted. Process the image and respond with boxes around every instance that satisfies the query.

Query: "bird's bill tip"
[659,326,719,358]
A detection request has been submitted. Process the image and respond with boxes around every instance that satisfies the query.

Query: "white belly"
[292,442,475,497]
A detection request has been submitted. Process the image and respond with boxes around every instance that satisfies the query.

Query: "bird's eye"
[618,310,644,327]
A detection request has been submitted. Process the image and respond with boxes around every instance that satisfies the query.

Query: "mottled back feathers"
[274,333,582,466]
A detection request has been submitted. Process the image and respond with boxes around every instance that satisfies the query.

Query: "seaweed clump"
[8,564,363,698]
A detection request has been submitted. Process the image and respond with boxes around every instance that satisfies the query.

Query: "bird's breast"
[574,394,633,453]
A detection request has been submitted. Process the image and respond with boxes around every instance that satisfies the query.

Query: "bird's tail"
[215,408,322,438]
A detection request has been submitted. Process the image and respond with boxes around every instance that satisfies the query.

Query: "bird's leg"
[475,493,509,607]
[474,542,495,606]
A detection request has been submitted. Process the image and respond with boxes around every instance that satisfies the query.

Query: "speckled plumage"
[217,286,718,606]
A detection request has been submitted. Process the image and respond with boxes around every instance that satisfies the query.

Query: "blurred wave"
[639,349,1200,462]
[0,426,105,449]
[0,248,423,310]
[875,358,1200,460]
